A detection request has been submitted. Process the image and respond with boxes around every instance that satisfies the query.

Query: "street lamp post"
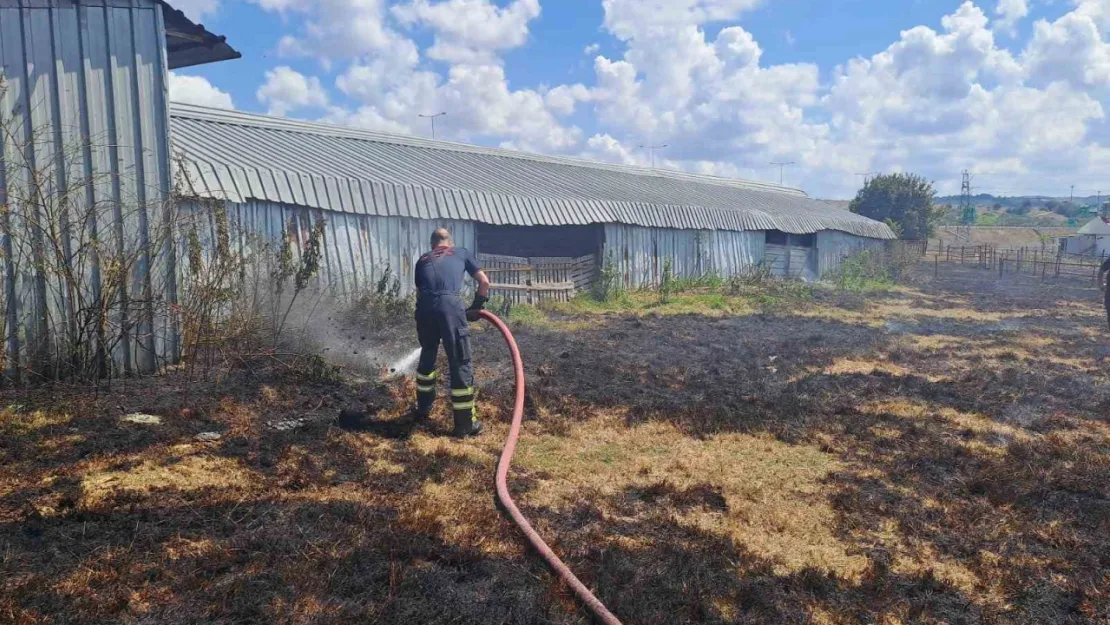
[418,112,447,140]
[770,161,796,186]
[638,144,668,169]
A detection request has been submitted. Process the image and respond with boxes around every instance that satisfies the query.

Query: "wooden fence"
[923,243,1108,284]
[478,253,598,304]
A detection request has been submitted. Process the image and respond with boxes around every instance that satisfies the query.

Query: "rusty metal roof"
[170,103,895,239]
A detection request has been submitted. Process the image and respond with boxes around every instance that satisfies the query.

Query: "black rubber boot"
[408,404,430,421]
[452,411,482,438]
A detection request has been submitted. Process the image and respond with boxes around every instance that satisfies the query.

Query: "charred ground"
[2,263,1108,624]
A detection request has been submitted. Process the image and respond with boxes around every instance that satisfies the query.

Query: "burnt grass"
[2,263,1109,624]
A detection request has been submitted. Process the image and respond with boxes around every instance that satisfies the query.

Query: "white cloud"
[337,61,581,151]
[994,0,1029,33]
[544,84,591,117]
[237,0,1110,198]
[320,106,413,135]
[561,0,1110,197]
[167,0,220,21]
[582,133,640,164]
[249,0,413,64]
[814,1,1109,195]
[256,66,329,116]
[584,4,828,183]
[392,0,541,63]
[1023,6,1110,89]
[168,72,234,109]
[602,0,764,40]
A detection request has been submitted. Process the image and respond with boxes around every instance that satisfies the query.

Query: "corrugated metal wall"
[0,0,173,380]
[178,199,476,299]
[764,244,814,279]
[816,231,886,276]
[602,224,764,288]
[707,229,767,277]
[603,225,888,287]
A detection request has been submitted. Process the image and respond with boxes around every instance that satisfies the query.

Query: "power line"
[770,161,795,185]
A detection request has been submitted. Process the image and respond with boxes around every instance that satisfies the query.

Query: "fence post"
[999,259,1004,279]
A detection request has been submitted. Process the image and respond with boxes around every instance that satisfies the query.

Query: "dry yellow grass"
[82,452,258,507]
[514,415,864,578]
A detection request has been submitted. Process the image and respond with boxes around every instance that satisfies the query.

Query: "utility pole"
[770,161,795,185]
[638,144,668,168]
[960,170,976,225]
[418,112,447,140]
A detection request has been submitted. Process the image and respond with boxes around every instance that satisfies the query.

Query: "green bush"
[659,258,675,304]
[485,295,541,324]
[593,250,627,303]
[348,264,413,332]
[670,272,725,292]
[726,263,775,294]
[831,251,895,292]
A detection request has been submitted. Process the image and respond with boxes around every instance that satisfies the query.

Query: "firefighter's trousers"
[414,292,477,431]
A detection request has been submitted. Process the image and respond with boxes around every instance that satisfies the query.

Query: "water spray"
[385,347,422,380]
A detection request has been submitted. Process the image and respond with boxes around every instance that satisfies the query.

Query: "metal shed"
[171,104,895,295]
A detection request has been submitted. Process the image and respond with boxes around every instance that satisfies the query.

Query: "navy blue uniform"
[413,246,482,429]
[1102,258,1110,330]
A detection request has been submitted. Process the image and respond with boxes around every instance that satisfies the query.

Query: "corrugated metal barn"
[1,0,893,381]
[171,105,894,300]
[0,0,237,379]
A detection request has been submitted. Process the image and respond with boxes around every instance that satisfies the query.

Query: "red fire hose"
[478,310,624,625]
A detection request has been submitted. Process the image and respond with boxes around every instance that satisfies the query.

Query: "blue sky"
[169,0,1110,198]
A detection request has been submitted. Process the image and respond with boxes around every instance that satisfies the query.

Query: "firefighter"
[1101,257,1110,331]
[412,228,491,437]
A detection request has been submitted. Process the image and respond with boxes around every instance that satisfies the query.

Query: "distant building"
[1061,217,1110,256]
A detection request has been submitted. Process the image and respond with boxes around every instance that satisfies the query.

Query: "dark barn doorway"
[475,224,603,303]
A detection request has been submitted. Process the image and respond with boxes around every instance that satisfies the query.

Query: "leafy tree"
[1010,200,1032,216]
[848,173,940,240]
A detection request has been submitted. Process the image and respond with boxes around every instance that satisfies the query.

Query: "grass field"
[931,226,1074,249]
[2,262,1108,624]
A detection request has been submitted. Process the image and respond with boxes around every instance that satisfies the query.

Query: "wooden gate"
[478,253,597,303]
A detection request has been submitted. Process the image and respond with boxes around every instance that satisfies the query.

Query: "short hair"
[431,228,452,247]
